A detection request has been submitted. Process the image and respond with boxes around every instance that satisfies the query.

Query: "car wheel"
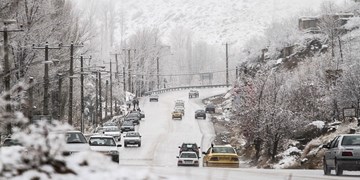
[138,143,141,147]
[323,159,331,175]
[335,160,343,176]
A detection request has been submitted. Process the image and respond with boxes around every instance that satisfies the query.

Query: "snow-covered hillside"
[119,0,346,46]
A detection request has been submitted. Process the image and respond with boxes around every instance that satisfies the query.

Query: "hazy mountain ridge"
[120,0,343,46]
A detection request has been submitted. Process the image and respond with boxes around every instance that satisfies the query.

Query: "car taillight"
[210,157,219,161]
[194,160,199,164]
[231,157,239,161]
[342,151,353,156]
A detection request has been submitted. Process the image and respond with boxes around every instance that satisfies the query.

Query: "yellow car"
[172,110,183,120]
[202,144,239,168]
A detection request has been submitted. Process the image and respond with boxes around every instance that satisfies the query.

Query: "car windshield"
[104,127,119,132]
[341,136,360,146]
[89,137,116,146]
[123,122,133,126]
[128,113,139,117]
[212,147,236,154]
[126,133,140,137]
[104,122,116,126]
[180,153,197,158]
[66,132,87,143]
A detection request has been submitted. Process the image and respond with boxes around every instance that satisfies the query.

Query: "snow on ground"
[273,147,301,169]
[310,121,325,129]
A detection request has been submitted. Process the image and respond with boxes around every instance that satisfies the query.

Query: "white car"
[123,132,142,147]
[174,106,185,115]
[88,135,121,163]
[103,126,121,141]
[63,131,90,156]
[177,151,200,167]
[323,134,360,175]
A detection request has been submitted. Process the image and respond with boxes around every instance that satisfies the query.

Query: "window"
[66,132,87,143]
[212,147,236,154]
[89,138,116,146]
[341,136,360,146]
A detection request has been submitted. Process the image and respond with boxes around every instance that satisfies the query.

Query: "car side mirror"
[117,144,122,147]
[178,146,181,148]
[202,152,207,155]
[176,156,179,158]
[322,144,330,149]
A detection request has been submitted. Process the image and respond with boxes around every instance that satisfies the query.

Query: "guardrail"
[144,84,229,95]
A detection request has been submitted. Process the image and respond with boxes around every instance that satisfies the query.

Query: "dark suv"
[179,143,200,156]
[125,113,141,125]
[205,104,216,113]
[195,110,206,119]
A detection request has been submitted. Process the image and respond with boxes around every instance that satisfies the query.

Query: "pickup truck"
[123,132,142,147]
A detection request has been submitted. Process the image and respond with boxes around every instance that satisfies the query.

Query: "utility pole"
[33,42,61,116]
[123,67,126,103]
[57,73,63,120]
[236,66,239,79]
[80,56,85,132]
[95,72,98,127]
[1,20,23,134]
[123,48,136,93]
[98,71,103,126]
[225,43,229,87]
[28,77,34,122]
[62,42,83,126]
[157,57,160,90]
[105,80,109,121]
[73,55,91,132]
[127,49,131,92]
[103,60,113,117]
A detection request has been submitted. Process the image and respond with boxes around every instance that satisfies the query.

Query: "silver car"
[323,134,360,176]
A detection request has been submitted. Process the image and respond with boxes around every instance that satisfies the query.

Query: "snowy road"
[118,88,360,179]
[119,88,226,166]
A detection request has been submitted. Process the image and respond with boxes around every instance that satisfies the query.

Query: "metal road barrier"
[143,84,229,96]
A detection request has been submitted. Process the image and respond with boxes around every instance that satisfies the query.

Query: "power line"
[130,68,237,77]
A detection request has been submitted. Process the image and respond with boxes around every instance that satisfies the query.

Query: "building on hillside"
[353,0,360,3]
[298,17,321,33]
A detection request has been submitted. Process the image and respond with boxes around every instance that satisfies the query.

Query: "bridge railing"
[143,84,229,95]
